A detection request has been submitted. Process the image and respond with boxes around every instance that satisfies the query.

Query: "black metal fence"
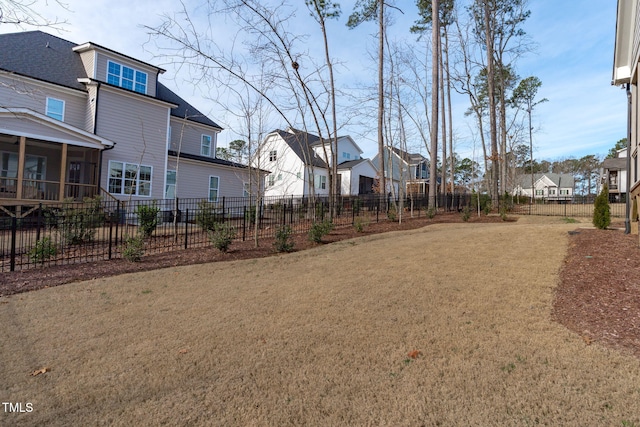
[0,194,471,272]
[509,198,626,218]
[2,193,617,273]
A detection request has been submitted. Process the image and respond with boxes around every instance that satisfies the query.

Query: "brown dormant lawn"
[2,217,640,426]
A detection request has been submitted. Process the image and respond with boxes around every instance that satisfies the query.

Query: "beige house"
[613,0,640,229]
[0,31,261,211]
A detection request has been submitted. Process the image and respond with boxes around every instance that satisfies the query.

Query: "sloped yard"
[1,217,639,426]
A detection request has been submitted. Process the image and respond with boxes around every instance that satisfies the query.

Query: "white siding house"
[256,128,377,197]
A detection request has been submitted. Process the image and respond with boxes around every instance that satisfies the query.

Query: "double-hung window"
[107,61,147,94]
[269,150,277,162]
[201,135,212,157]
[45,97,65,121]
[165,170,176,199]
[208,176,219,202]
[108,161,152,196]
[314,174,327,190]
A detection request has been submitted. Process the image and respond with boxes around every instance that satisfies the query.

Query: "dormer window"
[107,60,147,94]
[201,135,212,157]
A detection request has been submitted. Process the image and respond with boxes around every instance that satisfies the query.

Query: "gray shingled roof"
[0,31,221,129]
[274,128,328,168]
[0,31,87,90]
[337,158,368,169]
[516,173,575,189]
[602,157,626,171]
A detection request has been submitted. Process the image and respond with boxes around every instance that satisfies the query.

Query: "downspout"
[93,82,116,199]
[625,83,632,234]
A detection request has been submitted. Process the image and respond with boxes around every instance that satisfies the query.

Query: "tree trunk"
[484,2,499,208]
[378,0,386,197]
[428,0,440,210]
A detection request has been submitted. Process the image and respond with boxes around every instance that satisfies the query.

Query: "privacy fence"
[0,194,623,273]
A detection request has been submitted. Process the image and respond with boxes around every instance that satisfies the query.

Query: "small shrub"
[136,203,159,237]
[354,216,369,232]
[593,184,611,229]
[122,234,145,262]
[209,223,236,253]
[28,237,57,262]
[245,205,257,224]
[426,206,436,219]
[387,206,398,221]
[274,226,295,253]
[196,200,223,231]
[461,206,471,222]
[499,204,509,221]
[59,196,104,245]
[308,220,334,243]
[471,192,492,215]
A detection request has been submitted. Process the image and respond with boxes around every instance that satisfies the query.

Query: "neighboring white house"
[601,148,629,202]
[513,173,575,200]
[372,146,429,196]
[255,127,377,197]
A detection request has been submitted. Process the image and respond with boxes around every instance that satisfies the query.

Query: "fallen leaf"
[31,367,49,376]
[407,350,421,359]
[178,349,188,354]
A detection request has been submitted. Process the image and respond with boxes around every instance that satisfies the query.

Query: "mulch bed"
[553,225,640,358]
[3,213,640,359]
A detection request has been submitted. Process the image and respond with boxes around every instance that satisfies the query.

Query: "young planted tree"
[593,184,611,229]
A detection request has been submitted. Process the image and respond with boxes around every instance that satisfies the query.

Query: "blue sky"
[0,0,626,163]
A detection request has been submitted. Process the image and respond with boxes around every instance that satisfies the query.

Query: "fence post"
[115,203,120,249]
[222,197,226,221]
[36,202,42,242]
[376,196,380,223]
[10,216,17,272]
[242,205,246,241]
[184,208,189,250]
[108,216,113,260]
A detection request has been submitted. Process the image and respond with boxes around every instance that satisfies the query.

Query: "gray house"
[0,31,261,208]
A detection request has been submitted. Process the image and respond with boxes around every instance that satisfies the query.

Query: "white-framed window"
[108,161,152,196]
[165,170,176,199]
[277,173,282,181]
[268,175,275,186]
[208,176,219,201]
[45,97,65,121]
[201,135,212,157]
[269,150,277,162]
[535,189,543,196]
[296,172,301,179]
[314,174,327,190]
[243,182,251,197]
[107,60,147,94]
[549,188,556,195]
[560,189,570,195]
[342,152,351,160]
